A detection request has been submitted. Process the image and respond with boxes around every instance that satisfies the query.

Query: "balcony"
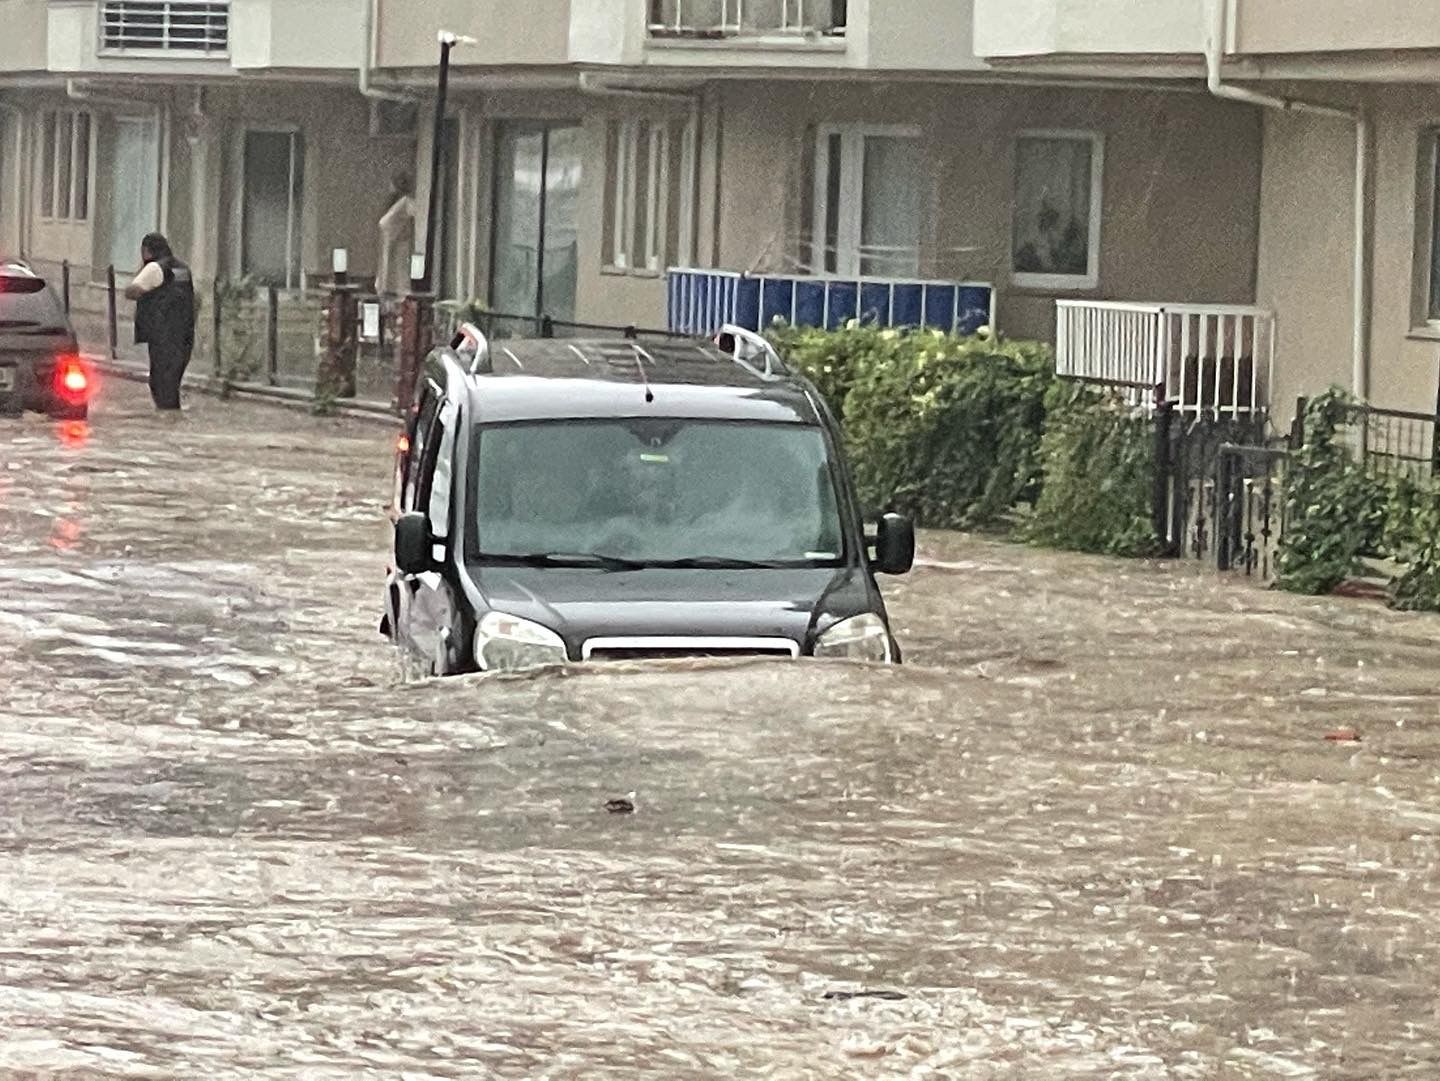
[99,0,229,56]
[647,0,846,40]
[972,0,1203,61]
[1055,300,1273,416]
[667,267,995,337]
[0,0,49,73]
[1233,0,1440,55]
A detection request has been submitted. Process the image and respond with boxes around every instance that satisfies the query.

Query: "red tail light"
[397,433,411,454]
[54,355,91,404]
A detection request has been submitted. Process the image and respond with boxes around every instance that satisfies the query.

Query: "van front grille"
[581,637,800,662]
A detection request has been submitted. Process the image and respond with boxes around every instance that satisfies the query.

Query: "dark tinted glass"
[0,275,66,327]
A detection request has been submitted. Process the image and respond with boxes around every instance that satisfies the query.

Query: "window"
[491,122,583,323]
[811,126,922,278]
[241,129,304,289]
[604,117,694,274]
[108,115,160,271]
[647,0,846,36]
[1422,131,1440,326]
[100,1,229,54]
[1012,131,1104,290]
[38,110,91,223]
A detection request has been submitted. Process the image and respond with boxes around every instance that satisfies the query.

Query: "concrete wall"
[1256,85,1440,420]
[865,0,982,72]
[706,81,1262,343]
[377,0,577,68]
[972,0,1201,58]
[230,0,366,70]
[0,0,48,74]
[1235,0,1440,55]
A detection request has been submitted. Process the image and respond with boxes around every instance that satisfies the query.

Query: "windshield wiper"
[485,551,647,571]
[648,556,803,569]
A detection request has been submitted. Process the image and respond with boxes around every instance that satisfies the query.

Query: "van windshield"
[473,419,846,568]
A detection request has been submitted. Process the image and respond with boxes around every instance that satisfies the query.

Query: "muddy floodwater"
[4,379,1440,1078]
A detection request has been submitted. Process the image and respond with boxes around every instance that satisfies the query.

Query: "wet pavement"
[4,378,1440,1077]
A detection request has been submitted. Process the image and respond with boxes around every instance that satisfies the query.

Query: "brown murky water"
[3,379,1440,1077]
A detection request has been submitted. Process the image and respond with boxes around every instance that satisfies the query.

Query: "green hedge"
[770,324,1054,530]
[1024,382,1161,557]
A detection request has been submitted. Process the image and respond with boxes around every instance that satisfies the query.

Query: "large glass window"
[811,127,922,278]
[604,115,693,274]
[241,129,304,288]
[473,419,844,566]
[108,115,160,272]
[1012,131,1104,290]
[38,110,91,223]
[490,122,581,327]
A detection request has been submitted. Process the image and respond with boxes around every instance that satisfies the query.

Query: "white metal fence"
[100,0,229,54]
[648,0,845,35]
[1056,300,1274,416]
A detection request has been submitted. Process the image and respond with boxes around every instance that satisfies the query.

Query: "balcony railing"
[648,0,846,38]
[667,267,994,337]
[100,0,229,55]
[1056,300,1274,416]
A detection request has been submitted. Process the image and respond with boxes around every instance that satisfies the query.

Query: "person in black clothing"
[124,232,196,411]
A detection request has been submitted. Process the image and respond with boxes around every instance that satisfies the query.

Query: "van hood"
[469,564,875,655]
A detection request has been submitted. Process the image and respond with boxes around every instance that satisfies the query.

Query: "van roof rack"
[714,324,786,381]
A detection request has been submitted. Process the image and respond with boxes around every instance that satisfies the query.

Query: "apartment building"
[0,0,1434,420]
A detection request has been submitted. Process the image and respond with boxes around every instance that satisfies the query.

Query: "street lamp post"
[422,30,474,294]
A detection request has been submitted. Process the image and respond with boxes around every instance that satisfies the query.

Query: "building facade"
[0,0,1435,419]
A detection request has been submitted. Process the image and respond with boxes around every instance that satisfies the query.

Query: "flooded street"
[5,378,1440,1078]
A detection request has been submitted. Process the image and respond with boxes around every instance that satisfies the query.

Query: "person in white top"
[124,233,196,411]
[377,171,417,297]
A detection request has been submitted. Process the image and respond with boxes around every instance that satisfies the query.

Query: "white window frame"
[811,124,922,279]
[605,115,695,276]
[38,109,92,224]
[1011,129,1104,292]
[1417,129,1440,331]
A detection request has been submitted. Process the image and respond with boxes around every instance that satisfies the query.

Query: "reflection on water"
[3,382,1440,1077]
[57,418,91,449]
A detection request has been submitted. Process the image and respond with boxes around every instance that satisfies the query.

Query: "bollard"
[105,265,119,360]
[210,278,223,375]
[317,273,359,403]
[1152,398,1175,557]
[394,285,433,416]
[265,286,279,387]
[61,260,71,314]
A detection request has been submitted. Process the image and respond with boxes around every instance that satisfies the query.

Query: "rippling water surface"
[3,382,1440,1077]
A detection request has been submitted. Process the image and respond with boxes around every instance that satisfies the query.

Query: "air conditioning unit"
[369,99,419,139]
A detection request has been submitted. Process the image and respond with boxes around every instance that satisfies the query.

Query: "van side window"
[427,398,459,540]
[403,386,441,512]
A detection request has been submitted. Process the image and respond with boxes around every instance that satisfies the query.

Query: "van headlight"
[813,613,894,664]
[474,611,568,672]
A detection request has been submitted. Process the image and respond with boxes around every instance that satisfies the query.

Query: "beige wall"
[1236,0,1440,55]
[377,0,576,69]
[1256,85,1440,421]
[972,0,1201,59]
[0,0,47,74]
[230,0,366,70]
[705,81,1261,343]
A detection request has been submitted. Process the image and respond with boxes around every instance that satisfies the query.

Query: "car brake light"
[397,434,410,454]
[55,356,91,403]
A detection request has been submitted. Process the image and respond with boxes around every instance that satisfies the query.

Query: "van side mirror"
[871,513,915,576]
[394,512,432,575]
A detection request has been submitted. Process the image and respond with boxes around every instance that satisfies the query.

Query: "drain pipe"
[1207,0,1370,401]
[359,0,411,102]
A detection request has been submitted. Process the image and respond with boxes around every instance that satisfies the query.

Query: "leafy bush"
[771,323,1054,529]
[1025,382,1160,557]
[1275,389,1388,595]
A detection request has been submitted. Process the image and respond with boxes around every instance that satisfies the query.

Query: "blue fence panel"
[666,268,994,338]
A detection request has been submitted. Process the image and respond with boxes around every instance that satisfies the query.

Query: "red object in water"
[53,355,91,404]
[1324,729,1362,743]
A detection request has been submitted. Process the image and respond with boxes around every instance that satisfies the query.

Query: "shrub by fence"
[770,324,1054,530]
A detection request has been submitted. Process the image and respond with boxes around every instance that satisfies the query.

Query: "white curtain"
[860,136,922,278]
[1012,136,1094,278]
[108,116,158,272]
